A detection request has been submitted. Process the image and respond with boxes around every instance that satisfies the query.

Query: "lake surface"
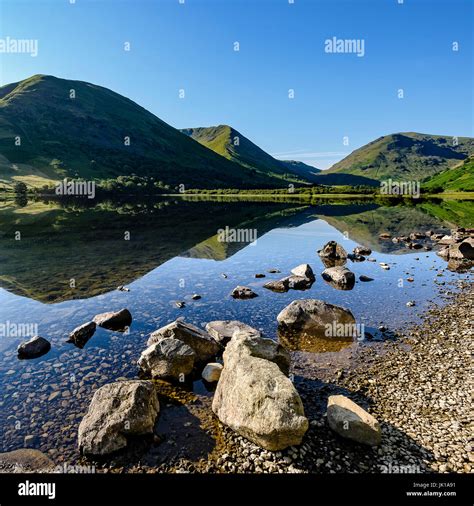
[0,196,472,463]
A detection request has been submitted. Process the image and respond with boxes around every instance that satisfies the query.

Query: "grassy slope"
[325,132,474,182]
[422,156,474,192]
[181,125,312,184]
[0,75,286,189]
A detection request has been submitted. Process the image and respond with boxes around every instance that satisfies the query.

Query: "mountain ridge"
[181,124,317,184]
[0,75,288,189]
[324,132,474,182]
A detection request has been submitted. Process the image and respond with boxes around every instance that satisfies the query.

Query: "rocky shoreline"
[1,233,472,475]
[76,277,471,475]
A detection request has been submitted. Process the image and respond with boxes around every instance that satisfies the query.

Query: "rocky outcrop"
[78,381,159,456]
[212,334,307,450]
[231,286,258,299]
[202,363,223,382]
[318,241,348,260]
[322,266,355,290]
[67,321,96,348]
[17,336,51,359]
[138,338,195,380]
[205,320,260,346]
[148,320,221,362]
[327,395,381,446]
[277,299,356,339]
[93,308,132,331]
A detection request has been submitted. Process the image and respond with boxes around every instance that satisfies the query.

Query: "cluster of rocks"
[263,263,315,293]
[436,231,474,272]
[15,308,132,359]
[77,295,382,458]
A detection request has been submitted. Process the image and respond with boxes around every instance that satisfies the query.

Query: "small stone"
[202,363,223,383]
[231,286,258,299]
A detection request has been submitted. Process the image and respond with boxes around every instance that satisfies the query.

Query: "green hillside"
[422,156,474,192]
[0,75,287,190]
[181,125,312,184]
[325,132,474,182]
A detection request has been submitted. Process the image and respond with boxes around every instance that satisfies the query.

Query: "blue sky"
[0,0,472,169]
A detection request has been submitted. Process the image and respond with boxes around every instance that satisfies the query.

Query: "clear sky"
[0,0,472,169]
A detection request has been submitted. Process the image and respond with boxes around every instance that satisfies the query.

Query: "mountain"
[278,160,321,182]
[422,156,474,192]
[324,132,474,183]
[180,125,312,184]
[0,75,288,189]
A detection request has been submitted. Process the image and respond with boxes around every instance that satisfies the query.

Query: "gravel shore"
[148,278,473,474]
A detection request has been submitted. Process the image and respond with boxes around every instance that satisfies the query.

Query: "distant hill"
[181,125,312,184]
[0,75,288,189]
[422,156,474,192]
[324,132,474,183]
[278,160,321,182]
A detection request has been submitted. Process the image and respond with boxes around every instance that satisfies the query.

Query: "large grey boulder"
[138,338,195,380]
[17,336,51,359]
[93,308,132,331]
[318,241,348,260]
[230,332,291,375]
[327,395,381,446]
[67,321,96,348]
[212,334,307,450]
[205,320,261,346]
[148,320,221,362]
[78,381,159,455]
[277,299,356,338]
[321,266,356,290]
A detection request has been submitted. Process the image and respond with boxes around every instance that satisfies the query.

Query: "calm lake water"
[0,196,472,462]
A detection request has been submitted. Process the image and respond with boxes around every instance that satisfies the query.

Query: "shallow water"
[0,196,472,461]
